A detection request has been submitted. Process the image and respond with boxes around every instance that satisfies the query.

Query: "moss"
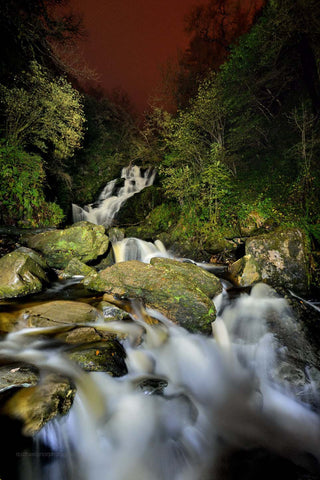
[83,259,218,334]
[25,222,109,268]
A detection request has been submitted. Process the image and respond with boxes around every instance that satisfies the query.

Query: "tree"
[0,61,85,162]
[173,0,265,107]
[0,0,83,83]
[287,102,320,219]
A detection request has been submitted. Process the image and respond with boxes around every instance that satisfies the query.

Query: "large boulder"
[83,258,222,333]
[0,248,50,299]
[24,222,109,269]
[229,228,309,294]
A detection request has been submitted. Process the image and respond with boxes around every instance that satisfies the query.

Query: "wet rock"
[2,373,75,435]
[64,326,104,344]
[107,227,125,243]
[61,257,95,279]
[94,249,115,271]
[97,301,130,321]
[229,228,309,295]
[150,257,222,298]
[0,248,50,299]
[24,221,109,269]
[0,365,38,394]
[68,340,127,375]
[17,300,102,328]
[83,259,220,333]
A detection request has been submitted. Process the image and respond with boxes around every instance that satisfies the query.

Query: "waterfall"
[72,166,156,227]
[1,286,320,480]
[112,237,169,263]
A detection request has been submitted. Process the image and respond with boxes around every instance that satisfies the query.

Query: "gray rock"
[229,228,309,294]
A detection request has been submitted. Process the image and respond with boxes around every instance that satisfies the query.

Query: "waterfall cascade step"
[72,166,156,227]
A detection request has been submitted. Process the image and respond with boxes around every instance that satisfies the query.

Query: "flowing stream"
[72,166,156,227]
[1,184,320,480]
[0,254,320,479]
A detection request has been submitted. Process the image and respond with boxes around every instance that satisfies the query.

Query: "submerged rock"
[24,221,109,269]
[229,228,309,294]
[0,248,50,299]
[83,259,221,333]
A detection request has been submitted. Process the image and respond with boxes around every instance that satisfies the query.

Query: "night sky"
[69,0,201,112]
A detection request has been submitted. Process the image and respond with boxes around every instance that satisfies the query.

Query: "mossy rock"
[61,257,96,279]
[24,221,109,269]
[68,340,127,375]
[83,259,221,333]
[150,257,222,298]
[0,249,50,299]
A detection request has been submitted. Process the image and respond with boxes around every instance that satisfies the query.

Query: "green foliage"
[132,0,318,260]
[0,61,85,161]
[0,141,64,227]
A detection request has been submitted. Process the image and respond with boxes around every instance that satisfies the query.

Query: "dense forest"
[1,0,320,264]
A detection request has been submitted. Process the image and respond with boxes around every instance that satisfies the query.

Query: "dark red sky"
[69,0,201,112]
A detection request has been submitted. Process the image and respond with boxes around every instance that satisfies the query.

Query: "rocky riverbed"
[0,221,319,480]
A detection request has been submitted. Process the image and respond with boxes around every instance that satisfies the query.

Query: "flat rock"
[17,300,102,328]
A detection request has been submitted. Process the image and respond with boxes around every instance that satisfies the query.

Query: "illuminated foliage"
[0,142,64,227]
[0,61,85,161]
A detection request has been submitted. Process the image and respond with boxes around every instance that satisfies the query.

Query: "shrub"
[0,141,64,227]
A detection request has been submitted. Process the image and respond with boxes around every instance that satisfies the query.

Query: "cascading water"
[112,237,169,263]
[2,284,320,480]
[72,166,156,227]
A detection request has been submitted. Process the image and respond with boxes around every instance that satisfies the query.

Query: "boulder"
[229,228,309,294]
[83,259,222,333]
[2,373,75,436]
[0,248,50,299]
[24,221,109,269]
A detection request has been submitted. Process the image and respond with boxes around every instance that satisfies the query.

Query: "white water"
[112,237,169,263]
[1,284,320,480]
[72,166,156,227]
[111,237,228,278]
